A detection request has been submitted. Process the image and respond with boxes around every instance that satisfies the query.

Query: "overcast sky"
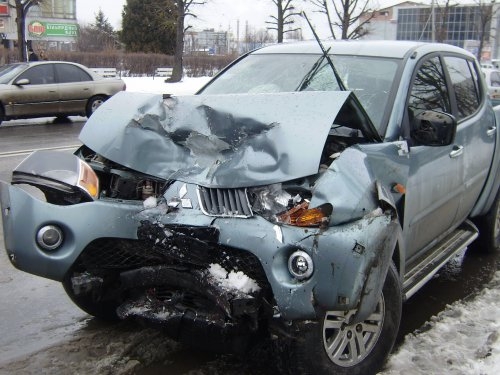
[75,0,399,40]
[76,0,280,33]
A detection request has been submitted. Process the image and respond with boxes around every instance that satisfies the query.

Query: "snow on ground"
[379,269,500,374]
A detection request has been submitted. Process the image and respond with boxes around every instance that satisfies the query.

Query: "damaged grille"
[197,187,253,218]
[79,238,163,270]
[76,237,271,293]
[76,235,274,331]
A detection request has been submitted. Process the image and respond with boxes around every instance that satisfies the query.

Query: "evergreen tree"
[78,9,118,52]
[93,9,115,36]
[120,0,177,54]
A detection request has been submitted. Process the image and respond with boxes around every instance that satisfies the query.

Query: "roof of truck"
[252,40,474,60]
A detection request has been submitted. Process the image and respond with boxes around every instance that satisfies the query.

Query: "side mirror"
[411,110,456,146]
[14,78,30,86]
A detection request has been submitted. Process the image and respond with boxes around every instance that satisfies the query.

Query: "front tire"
[62,273,120,321]
[285,263,401,375]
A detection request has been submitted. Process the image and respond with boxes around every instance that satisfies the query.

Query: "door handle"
[487,126,497,137]
[449,145,464,158]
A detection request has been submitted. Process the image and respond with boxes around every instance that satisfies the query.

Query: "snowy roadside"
[122,76,211,96]
[379,269,500,375]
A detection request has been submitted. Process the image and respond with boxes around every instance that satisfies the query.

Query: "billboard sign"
[28,21,78,38]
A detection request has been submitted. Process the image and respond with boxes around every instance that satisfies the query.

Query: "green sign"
[28,21,79,38]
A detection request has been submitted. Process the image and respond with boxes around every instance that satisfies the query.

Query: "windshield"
[0,64,29,84]
[199,53,400,131]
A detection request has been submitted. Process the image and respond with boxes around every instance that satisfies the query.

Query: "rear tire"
[476,189,500,253]
[284,263,401,375]
[86,95,107,118]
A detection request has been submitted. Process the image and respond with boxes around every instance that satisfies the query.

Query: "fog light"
[36,225,63,251]
[288,250,313,280]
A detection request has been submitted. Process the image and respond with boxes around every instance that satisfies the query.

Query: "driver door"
[403,55,463,263]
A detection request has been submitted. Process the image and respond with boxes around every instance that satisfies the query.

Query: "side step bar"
[403,220,478,300]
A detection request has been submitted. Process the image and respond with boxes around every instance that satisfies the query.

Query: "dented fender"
[311,213,398,319]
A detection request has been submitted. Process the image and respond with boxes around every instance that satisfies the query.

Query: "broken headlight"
[11,150,99,204]
[248,184,332,227]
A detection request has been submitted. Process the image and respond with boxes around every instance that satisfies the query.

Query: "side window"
[444,56,480,120]
[55,64,92,83]
[17,64,55,85]
[408,56,450,115]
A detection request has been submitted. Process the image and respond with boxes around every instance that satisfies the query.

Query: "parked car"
[1,41,499,375]
[482,68,500,106]
[0,61,126,125]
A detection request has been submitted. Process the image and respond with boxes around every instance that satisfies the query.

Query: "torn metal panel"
[310,141,411,226]
[311,213,396,312]
[79,91,352,188]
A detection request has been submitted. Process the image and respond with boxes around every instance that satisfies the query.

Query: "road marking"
[0,144,81,158]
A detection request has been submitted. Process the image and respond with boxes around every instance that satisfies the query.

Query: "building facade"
[184,29,229,55]
[361,1,500,61]
[0,0,78,52]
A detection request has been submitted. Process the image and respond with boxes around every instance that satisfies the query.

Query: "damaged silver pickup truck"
[1,41,499,375]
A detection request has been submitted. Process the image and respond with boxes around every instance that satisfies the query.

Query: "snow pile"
[208,263,261,294]
[380,270,500,375]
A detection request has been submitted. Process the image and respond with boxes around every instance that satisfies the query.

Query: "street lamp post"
[13,0,41,62]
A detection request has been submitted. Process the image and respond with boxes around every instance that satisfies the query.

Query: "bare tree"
[308,0,376,40]
[266,0,301,43]
[432,0,457,43]
[10,0,43,61]
[474,0,497,62]
[242,27,277,52]
[168,0,207,83]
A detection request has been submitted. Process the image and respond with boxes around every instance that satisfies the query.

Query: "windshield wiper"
[301,12,382,143]
[302,12,347,91]
[297,52,328,91]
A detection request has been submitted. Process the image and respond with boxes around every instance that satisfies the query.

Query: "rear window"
[55,64,92,83]
[444,56,480,120]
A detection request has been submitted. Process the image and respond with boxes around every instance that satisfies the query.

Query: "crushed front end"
[0,91,399,351]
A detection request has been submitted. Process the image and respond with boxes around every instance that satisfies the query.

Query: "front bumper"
[1,180,397,321]
[0,181,141,281]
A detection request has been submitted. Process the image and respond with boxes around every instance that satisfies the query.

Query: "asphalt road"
[0,118,498,374]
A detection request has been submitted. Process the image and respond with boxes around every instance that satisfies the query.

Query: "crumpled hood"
[80,90,352,188]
